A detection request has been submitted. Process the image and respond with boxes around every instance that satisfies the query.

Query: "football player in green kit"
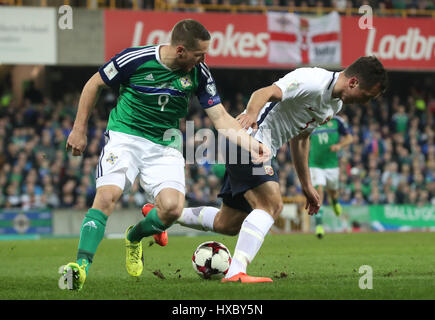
[60,19,270,290]
[309,115,353,238]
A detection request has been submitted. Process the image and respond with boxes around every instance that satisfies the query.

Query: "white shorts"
[95,130,185,199]
[310,167,339,190]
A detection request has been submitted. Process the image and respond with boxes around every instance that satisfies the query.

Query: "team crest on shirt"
[179,76,192,88]
[106,153,118,165]
[264,165,274,176]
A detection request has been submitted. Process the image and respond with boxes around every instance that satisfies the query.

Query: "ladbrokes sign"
[342,17,435,70]
[104,11,271,68]
[104,11,435,70]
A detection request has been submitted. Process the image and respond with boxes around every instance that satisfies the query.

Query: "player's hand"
[250,142,271,164]
[236,113,258,131]
[302,185,320,215]
[330,144,341,152]
[66,128,87,156]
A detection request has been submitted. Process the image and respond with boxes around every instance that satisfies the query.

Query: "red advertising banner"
[104,11,435,70]
[104,11,271,68]
[341,17,435,71]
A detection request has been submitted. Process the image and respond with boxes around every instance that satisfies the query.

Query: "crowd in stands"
[135,0,435,13]
[0,70,433,211]
[4,0,432,13]
[172,0,434,10]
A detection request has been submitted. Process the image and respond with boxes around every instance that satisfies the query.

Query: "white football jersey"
[251,67,343,156]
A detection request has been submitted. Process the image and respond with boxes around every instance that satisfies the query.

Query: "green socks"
[314,207,324,226]
[127,207,168,242]
[76,208,108,274]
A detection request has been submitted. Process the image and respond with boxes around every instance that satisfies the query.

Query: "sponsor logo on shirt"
[144,73,155,81]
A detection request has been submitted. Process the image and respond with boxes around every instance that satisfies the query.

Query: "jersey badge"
[106,153,118,165]
[179,76,192,88]
[264,165,274,176]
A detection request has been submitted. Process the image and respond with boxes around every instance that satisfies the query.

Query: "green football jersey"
[99,45,221,146]
[309,116,349,169]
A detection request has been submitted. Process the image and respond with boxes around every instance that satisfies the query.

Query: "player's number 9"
[158,94,169,111]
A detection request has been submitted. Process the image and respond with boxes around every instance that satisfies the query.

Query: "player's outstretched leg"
[141,203,168,246]
[176,206,219,232]
[60,207,108,290]
[330,198,342,217]
[125,225,144,277]
[222,209,275,283]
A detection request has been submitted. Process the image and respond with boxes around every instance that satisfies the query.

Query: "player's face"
[177,40,210,72]
[342,77,382,104]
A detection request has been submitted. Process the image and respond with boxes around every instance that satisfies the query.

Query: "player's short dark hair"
[171,19,211,51]
[344,56,388,93]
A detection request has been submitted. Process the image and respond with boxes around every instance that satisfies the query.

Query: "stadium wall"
[1,205,434,240]
[57,8,104,66]
[1,7,434,70]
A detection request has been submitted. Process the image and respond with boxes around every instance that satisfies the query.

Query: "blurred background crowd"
[2,0,432,14]
[112,0,435,13]
[0,67,433,211]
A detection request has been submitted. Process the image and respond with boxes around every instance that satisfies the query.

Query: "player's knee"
[93,187,122,215]
[213,213,240,236]
[214,219,240,236]
[158,198,184,223]
[253,197,283,221]
[271,200,283,220]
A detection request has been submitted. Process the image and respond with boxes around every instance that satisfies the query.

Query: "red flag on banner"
[267,11,341,67]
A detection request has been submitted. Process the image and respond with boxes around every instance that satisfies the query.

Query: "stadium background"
[0,1,433,239]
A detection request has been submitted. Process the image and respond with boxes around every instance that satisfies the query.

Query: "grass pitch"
[1,232,435,300]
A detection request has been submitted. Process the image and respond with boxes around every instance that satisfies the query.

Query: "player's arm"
[330,116,353,152]
[289,131,320,215]
[205,103,271,164]
[66,72,108,156]
[237,84,283,130]
[330,133,353,152]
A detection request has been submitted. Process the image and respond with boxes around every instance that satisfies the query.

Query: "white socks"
[177,206,219,231]
[225,209,274,279]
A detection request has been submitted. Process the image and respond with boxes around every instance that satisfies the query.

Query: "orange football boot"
[141,203,168,247]
[221,272,273,283]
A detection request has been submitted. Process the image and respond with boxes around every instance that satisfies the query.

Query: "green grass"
[1,232,435,300]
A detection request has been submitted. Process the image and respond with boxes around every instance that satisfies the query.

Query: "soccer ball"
[192,241,232,280]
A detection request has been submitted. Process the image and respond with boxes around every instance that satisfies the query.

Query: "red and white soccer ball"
[192,241,232,280]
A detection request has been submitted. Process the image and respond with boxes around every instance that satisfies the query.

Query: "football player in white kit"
[156,56,387,283]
